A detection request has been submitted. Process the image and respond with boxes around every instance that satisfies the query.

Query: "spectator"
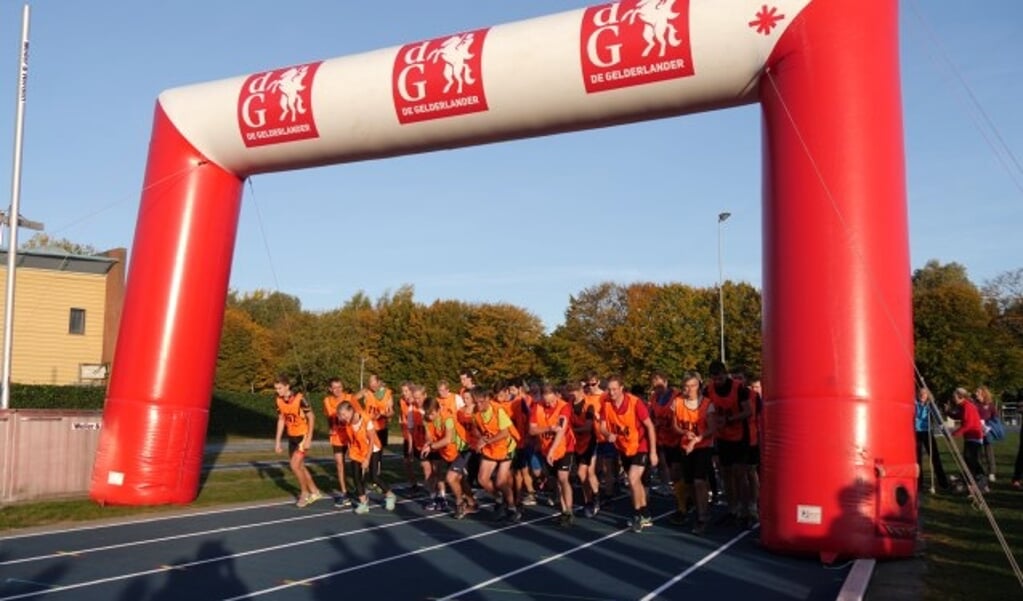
[974,386,999,482]
[914,386,950,492]
[951,387,988,493]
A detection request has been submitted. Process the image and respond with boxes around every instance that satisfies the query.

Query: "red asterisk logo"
[749,5,785,36]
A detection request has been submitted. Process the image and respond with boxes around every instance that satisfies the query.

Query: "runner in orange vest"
[733,368,761,525]
[704,360,753,527]
[568,381,600,518]
[420,396,458,513]
[673,371,717,534]
[599,374,658,532]
[357,374,394,465]
[472,387,521,523]
[447,388,481,519]
[397,382,424,496]
[507,380,540,508]
[273,374,324,508]
[409,385,445,509]
[337,400,397,514]
[324,377,355,509]
[530,384,576,527]
[436,380,464,416]
[648,372,681,499]
[585,371,619,503]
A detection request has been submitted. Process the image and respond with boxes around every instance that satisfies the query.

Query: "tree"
[982,268,1023,396]
[216,306,275,392]
[375,285,426,387]
[464,303,545,385]
[20,233,98,255]
[228,289,302,329]
[549,282,628,379]
[912,261,994,398]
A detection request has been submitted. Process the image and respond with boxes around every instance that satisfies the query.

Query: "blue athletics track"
[0,456,852,600]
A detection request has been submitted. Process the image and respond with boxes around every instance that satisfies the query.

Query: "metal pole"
[717,211,730,364]
[2,5,30,410]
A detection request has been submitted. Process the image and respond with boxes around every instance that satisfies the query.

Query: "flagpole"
[2,4,31,410]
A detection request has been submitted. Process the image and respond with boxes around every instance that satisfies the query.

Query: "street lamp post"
[717,212,731,364]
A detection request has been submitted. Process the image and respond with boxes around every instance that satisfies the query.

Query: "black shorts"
[403,437,415,459]
[426,452,451,471]
[287,435,306,456]
[659,445,683,466]
[512,445,540,471]
[682,447,714,484]
[717,439,749,467]
[596,441,618,459]
[747,445,760,466]
[621,452,649,470]
[548,454,574,473]
[451,450,474,475]
[331,444,349,456]
[574,446,596,467]
[377,428,389,449]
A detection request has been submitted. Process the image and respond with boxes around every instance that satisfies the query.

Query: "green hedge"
[8,384,329,440]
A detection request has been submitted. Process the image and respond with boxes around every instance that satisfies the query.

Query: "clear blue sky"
[0,1,1020,331]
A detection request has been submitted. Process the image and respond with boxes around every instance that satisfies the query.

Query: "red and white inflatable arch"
[91,0,915,559]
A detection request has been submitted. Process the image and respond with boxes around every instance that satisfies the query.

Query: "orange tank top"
[277,393,309,437]
[674,396,713,449]
[532,400,574,461]
[602,394,641,456]
[345,415,376,463]
[474,405,515,460]
[426,416,459,462]
[707,380,743,442]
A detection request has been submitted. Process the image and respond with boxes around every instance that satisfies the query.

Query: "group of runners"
[272,361,763,534]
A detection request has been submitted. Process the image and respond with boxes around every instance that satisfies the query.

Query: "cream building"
[0,247,125,385]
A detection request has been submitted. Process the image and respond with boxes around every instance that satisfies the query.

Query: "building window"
[69,308,86,335]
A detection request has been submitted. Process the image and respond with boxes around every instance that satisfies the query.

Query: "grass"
[919,430,1023,601]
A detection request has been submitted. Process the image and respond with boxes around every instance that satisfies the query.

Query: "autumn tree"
[912,261,994,398]
[464,303,545,386]
[216,306,275,392]
[548,282,628,379]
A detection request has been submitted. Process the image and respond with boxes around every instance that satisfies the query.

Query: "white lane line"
[219,512,557,601]
[0,498,417,566]
[0,500,292,541]
[435,511,675,601]
[637,526,755,601]
[0,505,499,601]
[836,559,875,601]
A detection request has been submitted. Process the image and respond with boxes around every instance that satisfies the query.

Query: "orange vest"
[323,394,354,446]
[649,388,681,447]
[674,396,713,449]
[426,416,459,462]
[277,393,309,437]
[363,388,393,431]
[706,379,744,442]
[533,400,574,461]
[747,392,760,447]
[399,396,412,436]
[344,415,375,463]
[438,393,460,417]
[585,393,607,441]
[510,396,534,446]
[474,405,516,460]
[455,406,477,450]
[409,407,427,449]
[602,394,641,456]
